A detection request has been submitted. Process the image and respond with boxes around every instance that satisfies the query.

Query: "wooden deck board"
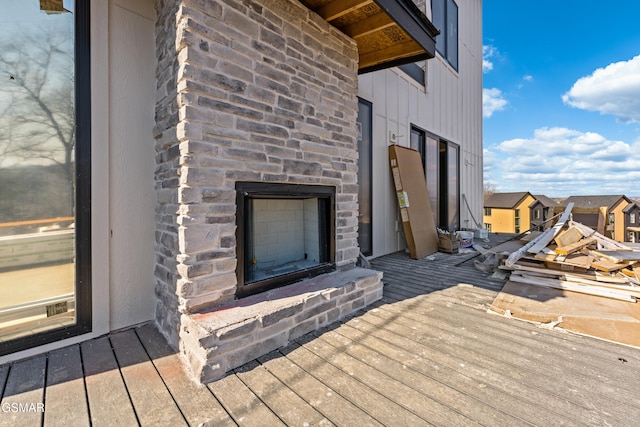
[367,300,637,424]
[0,355,45,427]
[2,249,640,426]
[207,370,285,427]
[234,360,333,427]
[43,345,89,427]
[292,334,481,427]
[110,329,187,427]
[81,336,139,426]
[322,321,572,427]
[305,328,527,427]
[258,348,385,426]
[287,338,433,426]
[135,324,236,427]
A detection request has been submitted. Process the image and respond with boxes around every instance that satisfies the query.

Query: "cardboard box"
[438,235,460,254]
[388,145,439,259]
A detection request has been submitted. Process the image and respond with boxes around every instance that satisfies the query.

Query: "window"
[484,223,491,232]
[399,62,426,86]
[515,209,520,218]
[534,209,541,220]
[515,218,520,227]
[484,208,491,216]
[432,0,458,70]
[357,98,373,256]
[609,213,615,224]
[0,0,91,355]
[631,213,636,224]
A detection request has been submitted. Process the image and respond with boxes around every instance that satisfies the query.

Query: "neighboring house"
[623,201,640,243]
[0,0,482,383]
[483,192,535,234]
[529,194,561,230]
[563,195,632,242]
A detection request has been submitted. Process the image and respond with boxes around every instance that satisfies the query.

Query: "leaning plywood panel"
[388,145,438,259]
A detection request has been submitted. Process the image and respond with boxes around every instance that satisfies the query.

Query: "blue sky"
[482,1,640,198]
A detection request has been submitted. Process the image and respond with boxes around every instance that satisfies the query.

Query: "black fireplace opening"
[235,182,336,298]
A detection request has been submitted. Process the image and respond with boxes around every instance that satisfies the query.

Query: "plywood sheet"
[388,145,438,259]
[490,281,640,348]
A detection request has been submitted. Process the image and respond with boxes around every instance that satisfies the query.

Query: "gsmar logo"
[1,402,45,413]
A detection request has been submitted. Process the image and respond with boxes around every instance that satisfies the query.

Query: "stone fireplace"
[235,182,336,297]
[153,0,383,382]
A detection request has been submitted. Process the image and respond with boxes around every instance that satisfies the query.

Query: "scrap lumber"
[591,258,633,272]
[557,253,593,270]
[563,274,640,298]
[507,204,573,265]
[554,226,583,248]
[568,221,631,250]
[503,263,640,294]
[509,273,637,303]
[526,203,574,254]
[504,203,574,267]
[555,237,597,256]
[590,250,640,263]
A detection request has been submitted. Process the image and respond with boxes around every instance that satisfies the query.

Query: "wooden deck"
[2,250,640,426]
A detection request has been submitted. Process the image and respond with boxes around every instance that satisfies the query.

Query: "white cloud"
[485,127,640,197]
[483,88,507,118]
[482,45,497,73]
[562,54,640,123]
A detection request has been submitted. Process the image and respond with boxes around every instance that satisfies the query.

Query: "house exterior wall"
[108,0,157,330]
[611,200,628,242]
[483,208,514,233]
[357,0,483,257]
[483,194,534,233]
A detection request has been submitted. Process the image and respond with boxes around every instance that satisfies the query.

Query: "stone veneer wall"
[153,0,361,347]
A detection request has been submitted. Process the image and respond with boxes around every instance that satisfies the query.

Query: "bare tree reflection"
[0,20,75,220]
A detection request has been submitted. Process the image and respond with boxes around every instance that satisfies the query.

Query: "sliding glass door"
[0,0,91,353]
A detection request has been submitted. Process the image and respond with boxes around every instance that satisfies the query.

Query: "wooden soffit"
[299,0,439,74]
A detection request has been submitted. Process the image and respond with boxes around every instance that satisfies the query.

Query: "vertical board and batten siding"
[108,0,157,329]
[358,0,483,257]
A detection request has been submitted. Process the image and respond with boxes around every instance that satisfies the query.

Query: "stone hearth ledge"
[179,267,383,383]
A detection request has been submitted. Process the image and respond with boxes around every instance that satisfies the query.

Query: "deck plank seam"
[279,342,396,427]
[230,367,289,426]
[337,316,586,425]
[303,329,499,426]
[359,306,639,421]
[77,342,93,427]
[378,293,640,386]
[319,323,537,427]
[107,334,142,427]
[133,327,191,427]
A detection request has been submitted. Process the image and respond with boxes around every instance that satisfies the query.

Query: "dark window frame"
[357,97,373,257]
[235,182,336,299]
[431,0,458,71]
[2,0,92,357]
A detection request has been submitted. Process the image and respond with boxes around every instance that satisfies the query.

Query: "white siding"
[358,0,483,257]
[108,0,157,330]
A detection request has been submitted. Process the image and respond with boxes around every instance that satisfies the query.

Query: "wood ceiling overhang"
[299,0,440,74]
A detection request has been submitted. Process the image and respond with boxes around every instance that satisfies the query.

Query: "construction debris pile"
[490,203,640,303]
[483,203,640,347]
